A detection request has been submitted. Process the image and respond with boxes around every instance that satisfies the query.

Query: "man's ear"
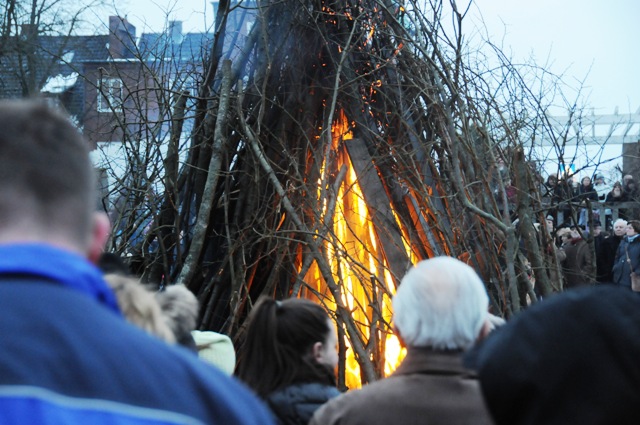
[476,319,492,344]
[87,212,111,264]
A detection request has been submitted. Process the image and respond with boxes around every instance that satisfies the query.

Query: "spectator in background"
[612,220,640,290]
[593,173,611,201]
[0,99,273,425]
[577,176,600,228]
[310,257,493,425]
[606,181,628,221]
[543,175,561,225]
[623,178,640,219]
[236,297,340,425]
[557,227,595,289]
[578,176,599,202]
[556,176,577,226]
[623,176,638,201]
[597,219,627,284]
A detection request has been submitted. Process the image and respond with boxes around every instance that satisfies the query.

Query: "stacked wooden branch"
[113,0,567,387]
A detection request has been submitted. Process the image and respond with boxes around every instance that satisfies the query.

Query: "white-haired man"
[0,100,274,424]
[310,256,493,425]
[598,218,627,283]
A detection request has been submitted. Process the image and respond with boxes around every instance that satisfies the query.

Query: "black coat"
[597,234,623,283]
[267,382,340,425]
[467,286,640,425]
[578,183,599,202]
[612,235,640,288]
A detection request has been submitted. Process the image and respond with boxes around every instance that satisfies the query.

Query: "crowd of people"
[2,98,640,425]
[542,171,640,229]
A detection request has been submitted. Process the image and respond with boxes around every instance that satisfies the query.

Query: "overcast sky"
[110,0,637,177]
[471,0,640,114]
[114,0,638,115]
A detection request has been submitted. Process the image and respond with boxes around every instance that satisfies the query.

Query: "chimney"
[108,16,136,59]
[20,23,37,39]
[168,20,183,44]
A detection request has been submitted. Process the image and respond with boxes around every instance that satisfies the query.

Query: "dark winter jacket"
[597,234,623,283]
[578,183,599,203]
[560,237,595,288]
[612,235,640,288]
[467,286,640,425]
[267,382,341,425]
[0,243,274,425]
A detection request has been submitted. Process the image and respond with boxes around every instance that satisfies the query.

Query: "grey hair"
[155,285,199,343]
[392,257,489,350]
[614,218,628,228]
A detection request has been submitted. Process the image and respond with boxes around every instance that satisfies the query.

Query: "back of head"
[236,296,332,398]
[393,256,489,350]
[0,99,94,249]
[155,285,199,347]
[470,286,640,425]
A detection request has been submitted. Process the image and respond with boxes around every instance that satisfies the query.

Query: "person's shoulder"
[309,377,399,425]
[269,382,341,403]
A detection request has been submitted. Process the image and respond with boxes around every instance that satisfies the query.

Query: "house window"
[98,77,123,112]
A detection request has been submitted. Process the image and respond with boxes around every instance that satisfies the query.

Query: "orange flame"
[305,110,406,389]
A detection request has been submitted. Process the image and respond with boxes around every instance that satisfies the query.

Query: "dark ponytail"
[235,296,334,397]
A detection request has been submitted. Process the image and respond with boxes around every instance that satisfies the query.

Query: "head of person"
[581,176,591,187]
[611,182,623,196]
[624,174,633,184]
[235,297,338,398]
[469,286,640,424]
[546,175,557,186]
[545,216,554,233]
[556,227,571,242]
[0,99,109,261]
[613,219,628,237]
[627,220,640,237]
[392,256,489,351]
[592,222,602,237]
[155,285,200,349]
[594,174,604,185]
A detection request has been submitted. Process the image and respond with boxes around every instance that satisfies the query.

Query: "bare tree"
[88,0,615,388]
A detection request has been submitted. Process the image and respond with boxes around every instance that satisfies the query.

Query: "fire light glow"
[305,110,406,389]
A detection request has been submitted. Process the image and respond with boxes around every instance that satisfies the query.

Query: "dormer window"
[98,77,123,112]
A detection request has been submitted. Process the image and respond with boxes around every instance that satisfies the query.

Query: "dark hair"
[98,252,130,275]
[629,220,640,234]
[235,297,334,398]
[0,99,94,247]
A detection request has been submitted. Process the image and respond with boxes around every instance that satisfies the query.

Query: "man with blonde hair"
[310,256,493,425]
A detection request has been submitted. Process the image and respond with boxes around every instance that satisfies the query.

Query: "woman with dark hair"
[236,297,340,425]
[606,181,629,221]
